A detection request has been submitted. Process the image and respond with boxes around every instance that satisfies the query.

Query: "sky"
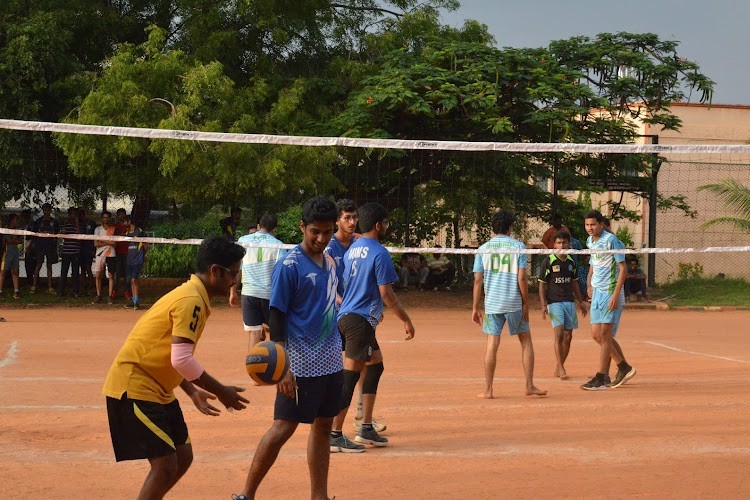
[440,0,749,105]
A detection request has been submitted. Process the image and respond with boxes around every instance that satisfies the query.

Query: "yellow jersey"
[102,275,211,404]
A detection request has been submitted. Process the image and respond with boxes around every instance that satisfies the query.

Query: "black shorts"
[105,256,117,275]
[338,313,379,362]
[106,393,189,462]
[79,249,94,267]
[115,254,128,277]
[274,371,344,424]
[241,295,270,331]
[33,244,58,265]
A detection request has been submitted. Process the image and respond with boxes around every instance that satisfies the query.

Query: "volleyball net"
[2,119,750,284]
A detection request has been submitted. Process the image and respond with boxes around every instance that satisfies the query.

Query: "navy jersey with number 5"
[338,237,398,329]
[270,246,342,377]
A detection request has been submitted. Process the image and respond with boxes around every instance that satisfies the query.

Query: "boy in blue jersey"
[235,197,342,500]
[230,213,286,351]
[538,231,588,380]
[325,199,359,301]
[330,202,415,452]
[472,210,546,399]
[124,215,148,310]
[580,210,637,391]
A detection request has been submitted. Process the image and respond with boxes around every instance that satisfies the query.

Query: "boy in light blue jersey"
[472,210,546,399]
[235,197,342,500]
[580,210,636,391]
[330,202,415,452]
[231,214,286,351]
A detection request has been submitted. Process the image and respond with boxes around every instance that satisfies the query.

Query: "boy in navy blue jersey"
[235,197,342,500]
[329,202,415,452]
[124,215,148,310]
[538,231,588,380]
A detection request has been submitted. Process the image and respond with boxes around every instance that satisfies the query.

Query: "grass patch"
[655,277,750,307]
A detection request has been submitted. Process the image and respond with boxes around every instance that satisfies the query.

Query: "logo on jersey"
[305,272,317,286]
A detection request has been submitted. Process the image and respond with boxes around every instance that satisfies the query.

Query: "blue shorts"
[128,262,143,279]
[547,302,578,330]
[483,311,530,336]
[590,289,624,336]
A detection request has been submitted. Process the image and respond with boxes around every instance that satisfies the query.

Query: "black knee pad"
[341,369,361,408]
[362,362,384,395]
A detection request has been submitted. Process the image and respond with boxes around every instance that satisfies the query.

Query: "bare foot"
[553,368,560,378]
[526,387,548,397]
[560,373,569,380]
[477,390,494,399]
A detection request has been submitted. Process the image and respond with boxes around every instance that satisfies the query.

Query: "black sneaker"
[92,295,102,304]
[610,365,637,388]
[330,433,365,453]
[580,374,609,391]
[231,495,249,500]
[355,426,388,447]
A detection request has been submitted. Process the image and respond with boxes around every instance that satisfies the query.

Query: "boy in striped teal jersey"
[472,210,546,399]
[581,210,636,391]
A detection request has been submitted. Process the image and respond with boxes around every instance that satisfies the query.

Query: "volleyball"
[245,341,289,385]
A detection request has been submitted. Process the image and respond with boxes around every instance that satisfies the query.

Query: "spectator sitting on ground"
[220,207,242,241]
[542,215,570,249]
[625,260,649,302]
[426,245,455,291]
[399,252,429,291]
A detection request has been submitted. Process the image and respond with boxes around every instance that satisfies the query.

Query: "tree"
[698,179,750,233]
[333,20,714,243]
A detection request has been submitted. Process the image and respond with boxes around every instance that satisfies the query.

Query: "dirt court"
[1,304,749,499]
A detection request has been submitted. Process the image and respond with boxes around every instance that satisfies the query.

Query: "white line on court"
[638,340,750,363]
[0,341,18,368]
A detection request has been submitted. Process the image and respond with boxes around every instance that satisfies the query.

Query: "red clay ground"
[1,304,749,499]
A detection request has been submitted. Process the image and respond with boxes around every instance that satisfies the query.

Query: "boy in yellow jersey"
[103,236,249,499]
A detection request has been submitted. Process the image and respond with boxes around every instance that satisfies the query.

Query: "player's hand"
[541,307,547,320]
[403,320,415,340]
[608,294,620,311]
[277,370,297,399]
[579,301,589,317]
[522,304,530,323]
[229,289,240,307]
[472,309,483,326]
[587,286,593,299]
[217,385,249,411]
[190,389,221,416]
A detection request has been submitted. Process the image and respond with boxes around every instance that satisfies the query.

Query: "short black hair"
[358,202,388,232]
[336,199,357,217]
[259,213,278,231]
[301,197,337,225]
[231,206,242,215]
[101,210,111,217]
[584,209,604,222]
[116,208,126,215]
[491,210,515,234]
[554,230,571,242]
[41,202,52,210]
[195,236,246,273]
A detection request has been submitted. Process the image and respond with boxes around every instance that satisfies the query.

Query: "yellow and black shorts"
[106,393,190,462]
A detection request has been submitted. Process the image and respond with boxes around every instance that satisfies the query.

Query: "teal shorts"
[590,289,624,336]
[483,311,530,336]
[547,302,578,330]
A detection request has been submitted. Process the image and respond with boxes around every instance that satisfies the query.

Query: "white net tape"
[2,119,750,154]
[3,228,750,256]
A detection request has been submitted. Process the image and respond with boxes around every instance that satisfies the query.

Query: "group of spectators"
[0,204,148,309]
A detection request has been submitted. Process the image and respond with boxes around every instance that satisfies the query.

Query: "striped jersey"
[238,231,286,300]
[587,231,626,293]
[473,235,527,314]
[59,220,81,255]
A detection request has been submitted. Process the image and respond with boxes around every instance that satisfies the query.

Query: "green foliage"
[698,179,750,233]
[141,210,224,278]
[658,277,750,307]
[676,261,704,280]
[274,204,303,244]
[615,226,635,247]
